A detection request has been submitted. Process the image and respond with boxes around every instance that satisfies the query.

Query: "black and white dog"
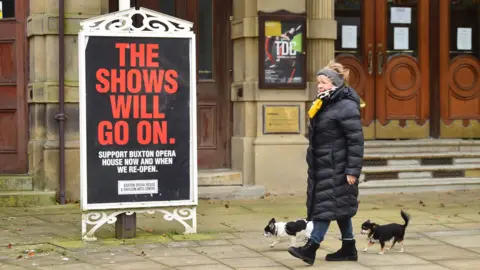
[361,210,411,255]
[263,218,313,248]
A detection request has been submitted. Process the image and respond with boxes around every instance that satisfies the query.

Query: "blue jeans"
[310,218,354,244]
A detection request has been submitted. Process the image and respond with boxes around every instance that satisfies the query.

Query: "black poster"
[84,36,191,205]
[263,20,304,85]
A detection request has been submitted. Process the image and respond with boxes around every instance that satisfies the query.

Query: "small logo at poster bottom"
[118,179,158,195]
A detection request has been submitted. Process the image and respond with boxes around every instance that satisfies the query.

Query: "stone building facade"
[0,0,478,203]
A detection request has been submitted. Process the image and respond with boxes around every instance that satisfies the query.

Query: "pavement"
[1,190,480,269]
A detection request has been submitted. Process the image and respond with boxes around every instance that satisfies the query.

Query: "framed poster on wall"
[258,10,307,89]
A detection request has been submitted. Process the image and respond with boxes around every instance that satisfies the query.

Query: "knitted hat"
[316,68,345,87]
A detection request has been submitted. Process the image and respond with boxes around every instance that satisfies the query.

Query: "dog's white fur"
[264,220,314,248]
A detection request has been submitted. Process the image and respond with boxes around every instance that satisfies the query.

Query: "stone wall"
[230,0,336,195]
[28,0,108,201]
[26,0,337,200]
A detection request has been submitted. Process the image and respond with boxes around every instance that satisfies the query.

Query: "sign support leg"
[81,206,197,241]
[116,212,137,239]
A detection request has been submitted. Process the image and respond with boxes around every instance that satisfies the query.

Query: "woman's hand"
[346,175,356,185]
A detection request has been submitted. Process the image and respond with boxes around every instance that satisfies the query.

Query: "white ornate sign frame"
[78,7,197,241]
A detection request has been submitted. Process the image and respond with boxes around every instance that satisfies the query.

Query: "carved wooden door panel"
[0,0,27,173]
[375,0,430,138]
[133,0,232,168]
[335,0,376,139]
[184,0,232,169]
[439,0,480,138]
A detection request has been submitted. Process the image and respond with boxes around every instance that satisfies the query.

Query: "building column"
[306,0,336,97]
[230,0,335,195]
[28,0,107,201]
[304,0,337,148]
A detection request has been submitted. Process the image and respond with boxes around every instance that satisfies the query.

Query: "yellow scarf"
[307,91,366,119]
[308,98,323,119]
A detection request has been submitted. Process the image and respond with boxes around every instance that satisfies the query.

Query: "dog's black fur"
[285,219,308,236]
[263,218,308,236]
[361,210,410,254]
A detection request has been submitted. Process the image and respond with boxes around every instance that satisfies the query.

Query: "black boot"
[288,240,320,265]
[325,239,358,261]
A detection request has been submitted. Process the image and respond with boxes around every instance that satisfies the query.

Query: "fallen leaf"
[27,251,35,257]
[146,229,153,233]
[17,255,23,259]
[7,244,12,249]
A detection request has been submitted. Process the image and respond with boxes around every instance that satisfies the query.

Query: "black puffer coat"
[306,86,364,221]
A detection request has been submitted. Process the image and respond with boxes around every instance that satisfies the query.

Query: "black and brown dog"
[360,210,410,255]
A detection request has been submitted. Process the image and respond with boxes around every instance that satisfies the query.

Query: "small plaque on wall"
[263,105,301,134]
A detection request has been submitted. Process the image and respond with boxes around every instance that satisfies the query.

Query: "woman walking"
[288,60,364,265]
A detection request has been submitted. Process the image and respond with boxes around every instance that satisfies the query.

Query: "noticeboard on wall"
[263,105,301,134]
[258,10,307,89]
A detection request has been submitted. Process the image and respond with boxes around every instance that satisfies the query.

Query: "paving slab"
[444,222,480,230]
[39,263,110,270]
[216,256,282,268]
[404,244,480,260]
[150,254,218,267]
[436,258,480,270]
[432,234,480,248]
[0,190,479,268]
[177,264,232,270]
[372,265,450,270]
[192,245,263,259]
[357,252,431,267]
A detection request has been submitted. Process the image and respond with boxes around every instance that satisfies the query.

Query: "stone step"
[0,175,33,191]
[363,164,480,173]
[0,191,56,207]
[365,152,480,160]
[363,153,480,166]
[365,139,480,154]
[361,164,480,181]
[198,169,242,186]
[198,185,266,200]
[359,177,480,195]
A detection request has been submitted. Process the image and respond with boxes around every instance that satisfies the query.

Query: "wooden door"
[0,0,28,173]
[335,0,375,139]
[131,0,232,169]
[375,0,430,138]
[439,0,480,138]
[185,0,232,169]
[335,0,430,139]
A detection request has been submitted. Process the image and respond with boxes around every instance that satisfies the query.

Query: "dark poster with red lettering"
[84,36,191,205]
